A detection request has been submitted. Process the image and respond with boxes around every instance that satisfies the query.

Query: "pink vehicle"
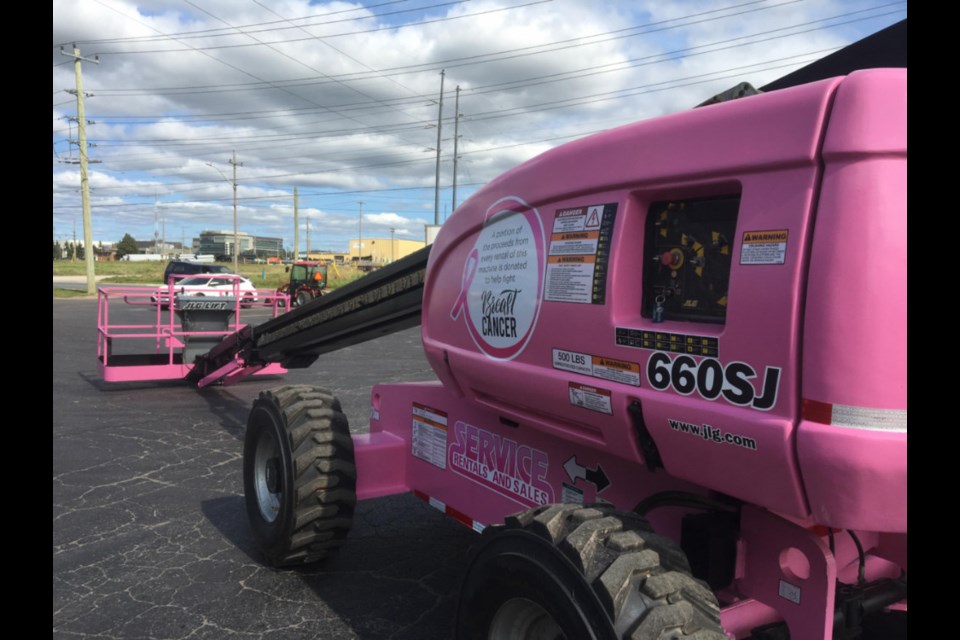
[100,25,904,639]
[233,66,906,639]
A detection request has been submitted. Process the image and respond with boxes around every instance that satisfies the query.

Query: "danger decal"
[448,421,554,508]
[568,382,613,415]
[646,352,781,411]
[450,196,546,360]
[544,203,617,304]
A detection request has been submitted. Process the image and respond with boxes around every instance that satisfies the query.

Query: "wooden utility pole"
[293,186,299,260]
[229,150,242,272]
[61,45,100,293]
[358,201,364,265]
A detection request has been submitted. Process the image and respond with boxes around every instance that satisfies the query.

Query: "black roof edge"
[760,19,906,93]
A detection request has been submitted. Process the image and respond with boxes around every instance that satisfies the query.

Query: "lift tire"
[456,504,726,640]
[243,385,356,567]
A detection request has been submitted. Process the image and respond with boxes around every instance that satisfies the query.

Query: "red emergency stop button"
[660,249,684,267]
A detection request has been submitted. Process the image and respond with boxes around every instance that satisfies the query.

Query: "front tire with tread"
[456,504,726,640]
[243,385,356,567]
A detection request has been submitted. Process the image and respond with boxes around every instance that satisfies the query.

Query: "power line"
[63,0,552,56]
[55,0,461,47]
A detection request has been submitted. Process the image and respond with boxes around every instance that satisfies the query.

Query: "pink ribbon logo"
[450,248,478,321]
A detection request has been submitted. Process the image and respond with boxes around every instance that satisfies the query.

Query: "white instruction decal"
[412,403,448,469]
[741,229,788,265]
[562,482,584,504]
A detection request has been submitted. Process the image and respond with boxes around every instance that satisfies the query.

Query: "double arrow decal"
[563,455,611,493]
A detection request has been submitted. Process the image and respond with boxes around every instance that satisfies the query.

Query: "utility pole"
[434,69,445,226]
[306,216,310,259]
[293,186,299,261]
[206,153,241,271]
[61,45,100,294]
[72,218,77,263]
[358,201,364,266]
[452,85,461,215]
[229,150,242,272]
[390,227,396,262]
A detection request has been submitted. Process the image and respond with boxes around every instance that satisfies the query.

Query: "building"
[195,230,282,260]
[348,237,425,265]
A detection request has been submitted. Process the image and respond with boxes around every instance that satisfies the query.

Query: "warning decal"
[553,348,641,386]
[569,382,613,415]
[615,328,719,357]
[740,229,788,265]
[412,403,448,469]
[545,203,617,304]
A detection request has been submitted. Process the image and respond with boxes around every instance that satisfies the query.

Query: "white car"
[153,275,259,307]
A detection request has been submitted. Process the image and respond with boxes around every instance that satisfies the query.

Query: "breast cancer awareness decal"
[450,196,545,360]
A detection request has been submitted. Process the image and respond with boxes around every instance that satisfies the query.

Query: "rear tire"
[243,385,356,567]
[456,504,726,640]
[295,290,312,307]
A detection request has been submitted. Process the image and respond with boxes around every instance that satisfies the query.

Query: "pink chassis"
[353,383,904,640]
[346,70,906,639]
[96,277,288,386]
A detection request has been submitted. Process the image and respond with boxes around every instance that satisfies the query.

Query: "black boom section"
[252,246,429,368]
[187,246,430,382]
[261,246,429,366]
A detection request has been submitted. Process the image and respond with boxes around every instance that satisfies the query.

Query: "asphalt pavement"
[53,297,476,639]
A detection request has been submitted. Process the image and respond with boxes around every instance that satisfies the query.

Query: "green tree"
[116,233,139,259]
[53,240,61,260]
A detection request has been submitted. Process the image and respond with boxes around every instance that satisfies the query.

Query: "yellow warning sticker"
[740,229,788,265]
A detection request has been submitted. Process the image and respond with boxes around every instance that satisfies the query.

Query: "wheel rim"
[489,598,565,640]
[252,427,282,523]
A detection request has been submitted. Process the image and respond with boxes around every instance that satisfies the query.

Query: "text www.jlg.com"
[668,419,757,451]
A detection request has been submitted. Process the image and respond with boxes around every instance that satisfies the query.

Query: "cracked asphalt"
[54,297,477,639]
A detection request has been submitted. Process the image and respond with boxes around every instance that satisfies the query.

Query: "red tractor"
[275,261,328,307]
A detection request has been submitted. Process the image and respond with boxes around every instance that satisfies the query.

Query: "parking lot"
[53,297,476,639]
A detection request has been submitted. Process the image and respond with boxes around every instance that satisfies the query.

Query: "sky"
[52,0,906,255]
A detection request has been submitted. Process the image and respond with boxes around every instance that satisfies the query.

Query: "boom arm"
[186,246,430,384]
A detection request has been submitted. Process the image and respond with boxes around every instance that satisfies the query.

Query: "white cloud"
[53,0,905,251]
